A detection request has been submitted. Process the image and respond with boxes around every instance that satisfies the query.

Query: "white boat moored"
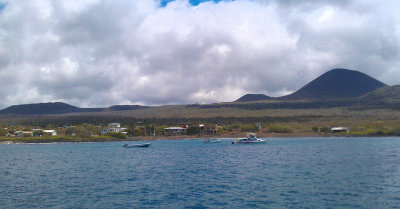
[232,133,265,144]
[203,139,222,143]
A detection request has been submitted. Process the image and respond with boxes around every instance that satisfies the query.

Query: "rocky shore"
[0,131,359,144]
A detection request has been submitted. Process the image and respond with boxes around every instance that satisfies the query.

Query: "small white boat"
[123,143,152,148]
[232,133,265,144]
[203,139,222,143]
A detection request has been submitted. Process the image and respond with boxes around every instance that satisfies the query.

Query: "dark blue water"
[1,137,400,208]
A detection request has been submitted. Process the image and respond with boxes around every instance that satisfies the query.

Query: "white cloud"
[0,0,399,108]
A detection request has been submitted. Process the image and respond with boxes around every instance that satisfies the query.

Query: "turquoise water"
[1,137,400,208]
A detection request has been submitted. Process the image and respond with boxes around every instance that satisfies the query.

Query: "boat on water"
[203,139,222,143]
[123,143,152,148]
[232,133,265,144]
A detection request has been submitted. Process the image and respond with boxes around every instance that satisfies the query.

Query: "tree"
[127,126,143,136]
[74,126,91,138]
[268,125,294,133]
[155,126,167,136]
[187,125,200,135]
[65,127,76,136]
[0,129,6,136]
[81,123,101,135]
[65,126,91,138]
[320,127,330,133]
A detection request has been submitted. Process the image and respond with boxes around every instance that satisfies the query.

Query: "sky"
[0,0,399,108]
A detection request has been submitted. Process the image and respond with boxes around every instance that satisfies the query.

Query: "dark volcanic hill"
[0,102,80,115]
[0,102,148,115]
[235,94,272,102]
[280,68,387,100]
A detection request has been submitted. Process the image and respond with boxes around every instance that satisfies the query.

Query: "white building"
[43,130,57,136]
[331,127,349,133]
[101,128,119,135]
[32,129,57,136]
[164,127,186,136]
[108,123,120,128]
[101,123,121,135]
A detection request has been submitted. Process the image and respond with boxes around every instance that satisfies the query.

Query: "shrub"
[240,124,259,132]
[320,127,331,133]
[231,124,240,130]
[106,132,126,139]
[65,127,76,136]
[66,126,91,138]
[268,125,294,133]
[81,123,101,135]
[389,127,400,136]
[23,133,32,137]
[127,127,143,136]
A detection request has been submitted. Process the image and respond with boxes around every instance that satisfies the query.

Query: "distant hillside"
[107,105,148,111]
[235,94,272,102]
[280,68,387,100]
[0,102,148,115]
[0,102,80,115]
[360,85,400,102]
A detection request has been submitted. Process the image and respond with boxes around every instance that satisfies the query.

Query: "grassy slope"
[360,85,400,102]
[1,104,399,127]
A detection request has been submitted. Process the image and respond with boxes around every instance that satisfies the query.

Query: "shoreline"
[1,132,398,144]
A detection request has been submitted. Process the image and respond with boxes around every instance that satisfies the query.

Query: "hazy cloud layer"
[0,0,399,108]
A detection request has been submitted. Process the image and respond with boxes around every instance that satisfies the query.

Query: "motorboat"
[123,143,152,148]
[203,139,222,143]
[232,133,265,144]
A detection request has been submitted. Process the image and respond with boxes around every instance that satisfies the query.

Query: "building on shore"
[200,124,218,135]
[32,129,58,136]
[43,130,57,136]
[331,127,349,133]
[14,131,33,137]
[101,123,121,135]
[164,127,186,136]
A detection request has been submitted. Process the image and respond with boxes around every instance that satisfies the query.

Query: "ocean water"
[1,137,400,208]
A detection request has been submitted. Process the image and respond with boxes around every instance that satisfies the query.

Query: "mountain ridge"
[235,94,273,102]
[236,68,387,102]
[280,68,387,100]
[0,68,393,115]
[0,102,148,115]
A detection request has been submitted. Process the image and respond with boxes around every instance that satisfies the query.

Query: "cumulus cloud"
[0,0,399,108]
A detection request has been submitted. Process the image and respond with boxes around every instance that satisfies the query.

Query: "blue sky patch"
[0,2,7,11]
[160,0,227,7]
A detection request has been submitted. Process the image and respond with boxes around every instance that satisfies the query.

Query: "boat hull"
[203,140,222,143]
[236,140,266,144]
[232,137,266,144]
[123,143,152,148]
